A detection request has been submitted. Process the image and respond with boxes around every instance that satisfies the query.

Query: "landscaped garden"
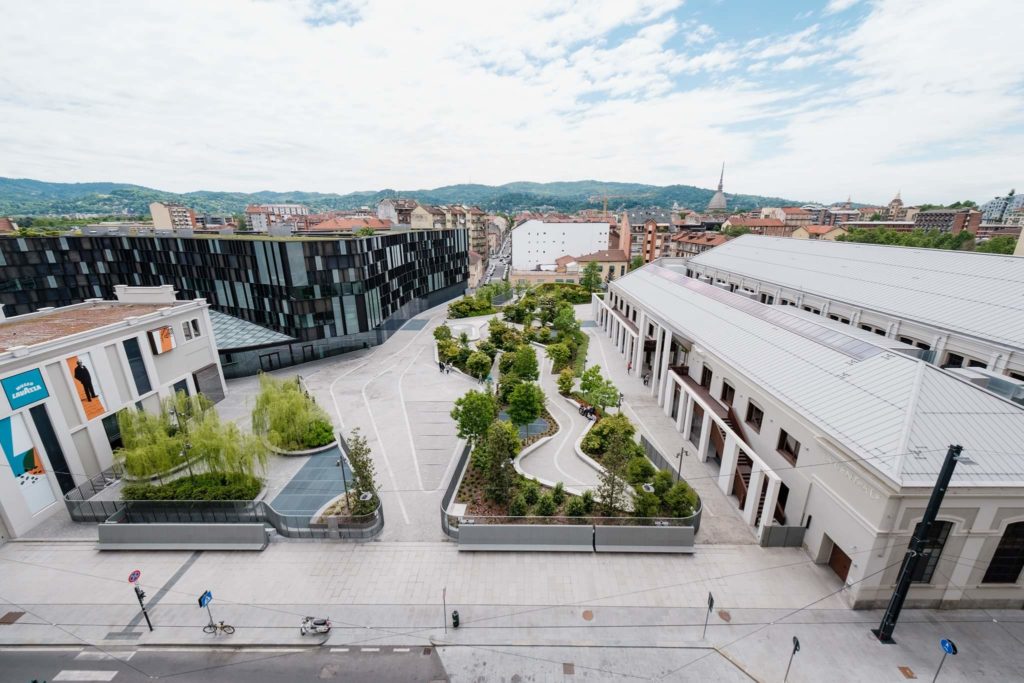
[316,427,381,517]
[433,323,499,379]
[502,282,590,375]
[447,281,513,318]
[252,374,335,451]
[116,392,267,501]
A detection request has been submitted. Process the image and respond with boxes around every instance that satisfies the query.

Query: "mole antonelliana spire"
[707,162,727,211]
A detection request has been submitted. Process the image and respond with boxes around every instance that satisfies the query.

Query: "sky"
[0,0,1021,205]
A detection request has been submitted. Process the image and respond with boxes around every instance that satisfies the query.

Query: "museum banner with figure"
[0,412,56,514]
[66,352,106,420]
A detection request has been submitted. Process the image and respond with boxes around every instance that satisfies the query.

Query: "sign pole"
[932,639,957,683]
[784,636,800,682]
[443,587,447,634]
[134,585,153,632]
[702,592,714,640]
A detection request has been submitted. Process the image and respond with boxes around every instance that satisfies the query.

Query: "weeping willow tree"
[251,374,335,450]
[115,391,267,484]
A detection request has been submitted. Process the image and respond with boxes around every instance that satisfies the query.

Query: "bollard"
[452,610,460,629]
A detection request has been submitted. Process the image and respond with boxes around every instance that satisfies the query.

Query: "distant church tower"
[707,163,727,211]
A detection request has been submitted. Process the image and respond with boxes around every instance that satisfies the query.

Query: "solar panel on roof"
[649,265,885,361]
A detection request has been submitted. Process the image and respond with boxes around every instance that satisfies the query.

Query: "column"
[988,351,1008,373]
[657,334,673,406]
[743,465,766,526]
[678,393,693,435]
[932,334,948,366]
[820,301,830,318]
[718,432,739,493]
[634,310,647,374]
[663,373,676,416]
[697,410,712,463]
[649,324,663,396]
[757,475,782,538]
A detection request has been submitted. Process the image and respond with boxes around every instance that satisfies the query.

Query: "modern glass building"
[0,229,468,376]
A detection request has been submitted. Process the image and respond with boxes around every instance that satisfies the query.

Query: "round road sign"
[128,569,141,584]
[940,639,957,655]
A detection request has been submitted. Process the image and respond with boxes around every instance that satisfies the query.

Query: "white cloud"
[0,0,1020,205]
[824,0,860,14]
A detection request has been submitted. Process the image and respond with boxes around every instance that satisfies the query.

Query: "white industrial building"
[595,259,1024,609]
[685,236,1024,380]
[511,220,610,272]
[0,286,225,539]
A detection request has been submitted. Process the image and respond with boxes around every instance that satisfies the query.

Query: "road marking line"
[0,646,82,652]
[53,671,118,681]
[540,356,588,485]
[397,345,427,492]
[76,651,135,661]
[360,647,381,652]
[330,647,350,652]
[393,647,411,652]
[361,362,411,524]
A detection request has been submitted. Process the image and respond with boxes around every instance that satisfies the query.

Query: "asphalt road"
[1,646,448,682]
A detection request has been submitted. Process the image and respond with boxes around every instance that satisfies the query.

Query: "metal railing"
[64,466,126,522]
[639,436,703,534]
[440,442,472,539]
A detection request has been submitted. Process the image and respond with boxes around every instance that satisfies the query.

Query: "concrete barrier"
[458,524,593,552]
[594,525,695,554]
[98,522,268,551]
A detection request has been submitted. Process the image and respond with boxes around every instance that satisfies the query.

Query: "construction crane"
[587,194,629,221]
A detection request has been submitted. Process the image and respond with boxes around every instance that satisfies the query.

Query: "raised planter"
[263,438,337,457]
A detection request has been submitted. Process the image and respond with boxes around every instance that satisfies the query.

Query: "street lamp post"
[676,446,685,483]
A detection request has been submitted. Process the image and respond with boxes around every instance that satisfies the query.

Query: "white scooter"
[300,616,332,636]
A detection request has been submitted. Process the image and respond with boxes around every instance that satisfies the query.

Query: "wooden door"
[828,542,852,582]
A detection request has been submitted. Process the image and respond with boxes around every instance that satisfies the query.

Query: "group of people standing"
[438,361,453,374]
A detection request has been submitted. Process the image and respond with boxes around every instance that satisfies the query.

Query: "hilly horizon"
[0,177,805,217]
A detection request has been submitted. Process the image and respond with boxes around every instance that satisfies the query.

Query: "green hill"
[0,176,803,216]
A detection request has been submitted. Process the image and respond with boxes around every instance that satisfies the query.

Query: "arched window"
[911,520,953,584]
[983,522,1024,584]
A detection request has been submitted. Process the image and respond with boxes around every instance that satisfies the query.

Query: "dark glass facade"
[0,230,469,344]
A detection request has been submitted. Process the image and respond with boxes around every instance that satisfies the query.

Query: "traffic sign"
[198,590,213,608]
[128,570,141,584]
[940,639,957,655]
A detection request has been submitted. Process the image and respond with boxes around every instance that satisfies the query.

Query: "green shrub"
[581,489,595,514]
[664,482,699,518]
[498,351,517,376]
[497,373,523,404]
[477,340,498,360]
[626,456,656,485]
[508,492,528,516]
[582,414,636,455]
[433,325,452,342]
[121,472,262,501]
[557,368,575,395]
[470,442,490,470]
[466,351,492,379]
[565,496,587,517]
[552,481,566,505]
[522,479,540,505]
[304,418,336,448]
[581,431,603,455]
[633,490,661,518]
[535,492,556,516]
[653,470,674,497]
[546,343,571,371]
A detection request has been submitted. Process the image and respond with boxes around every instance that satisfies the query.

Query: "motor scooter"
[300,616,332,635]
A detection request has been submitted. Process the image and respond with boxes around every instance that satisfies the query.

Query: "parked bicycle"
[203,620,235,635]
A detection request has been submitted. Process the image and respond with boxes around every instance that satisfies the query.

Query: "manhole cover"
[563,663,575,675]
[0,612,25,625]
[582,610,594,621]
[717,610,731,623]
[897,666,917,679]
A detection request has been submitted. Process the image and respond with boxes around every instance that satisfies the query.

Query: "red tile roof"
[576,249,628,262]
[726,217,785,227]
[782,207,811,215]
[803,225,842,235]
[304,217,393,232]
[673,231,729,245]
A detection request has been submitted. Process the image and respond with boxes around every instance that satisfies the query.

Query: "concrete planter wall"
[263,439,337,457]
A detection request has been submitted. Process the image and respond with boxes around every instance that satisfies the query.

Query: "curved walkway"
[517,344,604,494]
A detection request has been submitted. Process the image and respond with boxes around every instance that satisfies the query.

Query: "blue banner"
[2,368,49,410]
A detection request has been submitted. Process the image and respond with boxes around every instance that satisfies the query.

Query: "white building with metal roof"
[685,236,1024,379]
[596,261,1024,608]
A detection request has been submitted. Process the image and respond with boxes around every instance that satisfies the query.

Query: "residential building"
[511,220,610,272]
[467,250,485,288]
[761,207,815,229]
[885,192,909,220]
[576,249,629,283]
[443,205,488,258]
[977,224,1022,240]
[0,217,17,234]
[722,216,791,237]
[823,207,861,226]
[410,204,446,231]
[0,285,225,539]
[707,164,727,212]
[244,204,310,232]
[596,262,1024,608]
[914,208,982,235]
[840,221,917,233]
[299,217,393,233]
[791,225,847,240]
[149,202,196,231]
[376,198,418,225]
[686,235,1024,379]
[671,231,730,260]
[193,214,234,230]
[0,230,468,378]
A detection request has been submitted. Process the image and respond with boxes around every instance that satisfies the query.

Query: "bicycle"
[203,620,235,635]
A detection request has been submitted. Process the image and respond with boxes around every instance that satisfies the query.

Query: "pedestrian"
[627,361,632,374]
[438,360,445,373]
[446,362,452,374]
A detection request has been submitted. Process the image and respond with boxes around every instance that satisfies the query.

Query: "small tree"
[535,493,556,516]
[512,344,539,380]
[579,365,619,413]
[451,389,497,443]
[466,351,492,379]
[356,226,376,237]
[552,304,580,337]
[630,255,644,271]
[579,261,602,292]
[483,420,520,503]
[557,368,575,395]
[508,382,545,438]
[437,338,461,363]
[345,428,380,515]
[546,342,571,371]
[433,324,452,342]
[596,430,631,514]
